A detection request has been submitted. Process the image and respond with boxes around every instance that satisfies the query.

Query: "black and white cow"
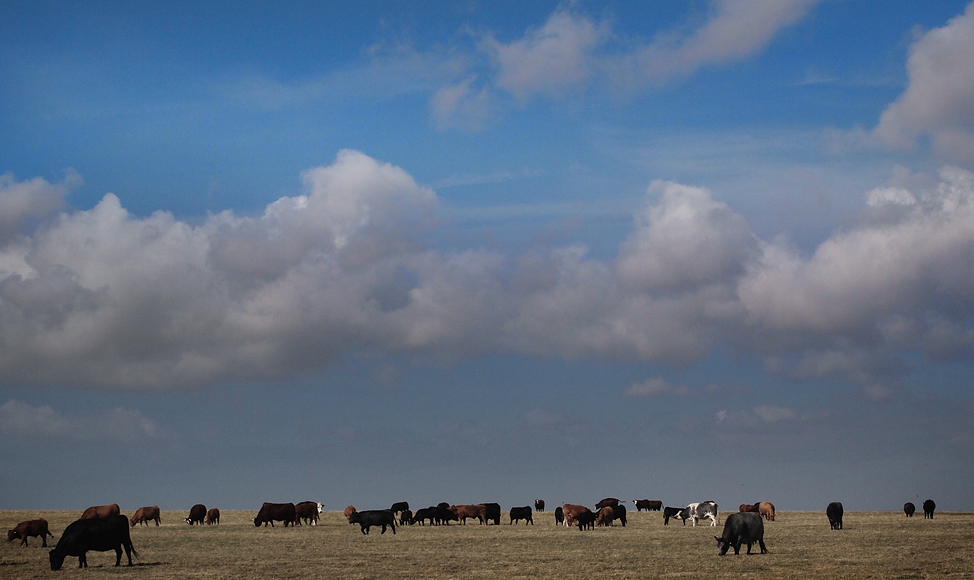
[677,501,719,526]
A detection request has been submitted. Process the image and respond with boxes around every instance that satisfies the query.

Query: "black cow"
[254,502,296,527]
[349,510,396,535]
[827,502,843,530]
[49,515,137,570]
[554,506,564,525]
[715,512,768,555]
[412,508,434,525]
[186,504,206,525]
[483,502,501,525]
[390,501,409,515]
[434,506,459,525]
[575,510,597,530]
[399,510,413,526]
[904,502,916,517]
[923,499,936,519]
[663,506,684,525]
[613,504,628,527]
[510,506,533,525]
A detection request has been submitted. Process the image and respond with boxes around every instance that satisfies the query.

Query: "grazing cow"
[739,504,759,513]
[390,501,409,516]
[483,503,501,525]
[205,508,220,525]
[575,510,598,530]
[254,502,296,527]
[510,506,533,525]
[634,499,662,511]
[554,506,564,525]
[904,502,915,517]
[49,515,137,570]
[595,497,621,510]
[8,518,53,547]
[348,510,396,535]
[449,504,486,525]
[758,502,776,522]
[412,508,435,525]
[715,512,768,556]
[434,506,459,525]
[186,504,207,525]
[678,501,719,526]
[344,505,357,523]
[295,501,320,526]
[826,502,843,530]
[562,504,593,527]
[923,499,936,519]
[80,504,120,520]
[596,506,615,527]
[535,499,545,512]
[663,506,684,525]
[130,506,161,527]
[399,510,413,526]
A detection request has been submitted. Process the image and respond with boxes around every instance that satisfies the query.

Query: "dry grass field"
[2,508,972,579]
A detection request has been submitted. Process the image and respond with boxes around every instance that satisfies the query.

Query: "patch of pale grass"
[2,509,971,579]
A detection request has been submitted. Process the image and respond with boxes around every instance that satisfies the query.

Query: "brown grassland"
[2,509,972,579]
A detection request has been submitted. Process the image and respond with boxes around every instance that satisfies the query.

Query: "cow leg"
[79,554,87,568]
[115,547,123,566]
[759,539,768,554]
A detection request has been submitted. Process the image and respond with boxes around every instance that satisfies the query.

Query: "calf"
[575,510,597,530]
[8,518,53,547]
[715,512,768,555]
[904,502,915,517]
[510,506,533,525]
[826,502,843,530]
[130,506,161,527]
[49,515,137,570]
[349,510,396,535]
[923,499,936,519]
[206,508,221,525]
[663,506,684,525]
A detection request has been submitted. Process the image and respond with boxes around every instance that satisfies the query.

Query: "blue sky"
[2,1,973,514]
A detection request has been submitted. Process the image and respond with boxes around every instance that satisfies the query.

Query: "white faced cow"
[677,501,719,526]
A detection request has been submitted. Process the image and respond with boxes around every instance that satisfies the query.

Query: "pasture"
[3,509,971,579]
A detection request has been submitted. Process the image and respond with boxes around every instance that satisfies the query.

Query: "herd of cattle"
[4,497,941,567]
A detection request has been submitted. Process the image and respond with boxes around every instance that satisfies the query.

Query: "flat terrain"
[3,509,971,579]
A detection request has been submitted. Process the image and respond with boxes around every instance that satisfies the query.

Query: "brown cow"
[295,501,319,526]
[344,505,357,523]
[8,518,54,547]
[634,499,662,511]
[562,503,593,527]
[130,506,161,527]
[449,504,486,525]
[535,499,545,512]
[205,508,220,525]
[81,504,120,520]
[758,502,775,521]
[595,497,620,510]
[595,506,615,526]
[739,504,759,513]
[254,502,296,527]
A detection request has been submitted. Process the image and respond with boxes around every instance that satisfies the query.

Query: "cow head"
[7,530,19,542]
[715,536,730,556]
[50,550,66,570]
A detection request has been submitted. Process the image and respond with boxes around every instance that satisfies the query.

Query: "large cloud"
[874,2,974,166]
[1,152,973,393]
[0,399,160,441]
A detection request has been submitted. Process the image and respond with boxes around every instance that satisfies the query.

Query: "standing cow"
[206,508,221,525]
[678,501,719,526]
[554,506,564,525]
[758,501,776,522]
[595,498,621,510]
[8,518,54,547]
[634,499,662,511]
[254,502,296,527]
[826,502,843,530]
[348,510,396,535]
[904,502,916,517]
[49,515,137,570]
[186,504,206,525]
[510,506,533,525]
[130,506,161,527]
[535,499,545,512]
[663,506,684,525]
[295,501,320,526]
[715,512,768,555]
[923,499,936,519]
[80,504,120,520]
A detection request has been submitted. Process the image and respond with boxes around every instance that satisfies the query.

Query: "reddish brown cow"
[739,504,759,513]
[561,503,593,527]
[344,505,357,523]
[449,504,486,525]
[130,506,161,527]
[758,502,775,521]
[205,508,220,525]
[634,499,662,511]
[595,506,615,526]
[294,502,319,526]
[8,518,54,547]
[595,497,620,510]
[81,504,121,520]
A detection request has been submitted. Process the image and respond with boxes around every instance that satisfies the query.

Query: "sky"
[1,0,973,514]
